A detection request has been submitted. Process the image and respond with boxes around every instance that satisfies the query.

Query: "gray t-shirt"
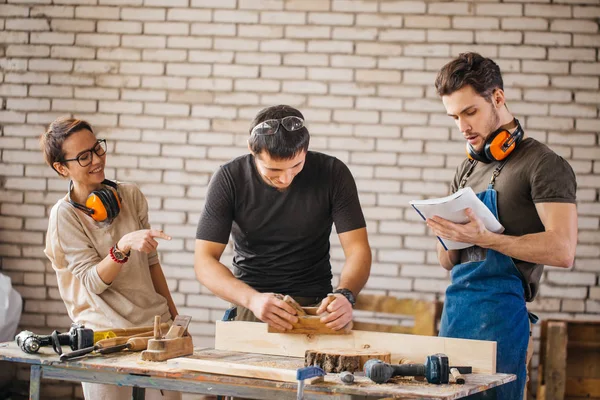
[44,182,170,330]
[451,138,577,301]
[196,151,366,298]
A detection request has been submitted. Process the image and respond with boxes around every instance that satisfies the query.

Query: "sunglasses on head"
[250,116,305,136]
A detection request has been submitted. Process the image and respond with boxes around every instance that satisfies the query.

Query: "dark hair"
[40,116,94,176]
[435,52,503,102]
[248,105,310,160]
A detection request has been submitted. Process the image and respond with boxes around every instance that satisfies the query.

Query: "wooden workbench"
[0,342,514,399]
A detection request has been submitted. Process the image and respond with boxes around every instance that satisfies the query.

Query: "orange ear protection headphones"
[68,179,121,223]
[467,118,524,164]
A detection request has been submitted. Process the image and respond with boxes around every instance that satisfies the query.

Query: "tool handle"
[59,345,96,361]
[450,368,465,384]
[96,330,153,348]
[391,363,426,378]
[127,337,151,351]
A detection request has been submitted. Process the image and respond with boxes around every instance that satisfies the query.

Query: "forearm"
[480,230,574,268]
[437,243,460,271]
[195,256,259,308]
[149,263,178,319]
[337,248,371,296]
[96,255,124,285]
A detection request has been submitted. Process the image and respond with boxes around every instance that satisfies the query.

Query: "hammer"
[364,354,450,384]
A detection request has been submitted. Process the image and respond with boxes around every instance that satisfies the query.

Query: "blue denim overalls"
[439,160,533,400]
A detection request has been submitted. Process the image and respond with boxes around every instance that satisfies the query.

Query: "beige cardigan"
[44,182,170,330]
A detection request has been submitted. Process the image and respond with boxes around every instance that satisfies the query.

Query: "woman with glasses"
[40,116,180,400]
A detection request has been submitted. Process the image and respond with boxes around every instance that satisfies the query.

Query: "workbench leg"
[29,365,41,400]
[132,386,146,400]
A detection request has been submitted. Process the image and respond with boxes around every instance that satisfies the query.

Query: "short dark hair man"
[195,105,372,331]
[429,53,577,400]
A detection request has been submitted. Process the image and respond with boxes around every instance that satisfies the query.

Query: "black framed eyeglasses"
[250,116,305,136]
[61,139,107,167]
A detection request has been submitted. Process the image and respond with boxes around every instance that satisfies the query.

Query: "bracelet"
[109,244,129,264]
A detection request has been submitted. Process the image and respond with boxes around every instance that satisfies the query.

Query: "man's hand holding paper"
[427,208,493,249]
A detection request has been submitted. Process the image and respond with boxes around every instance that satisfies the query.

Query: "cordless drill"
[15,323,94,355]
[364,353,450,384]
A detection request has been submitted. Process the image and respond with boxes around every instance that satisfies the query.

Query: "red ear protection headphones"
[467,118,524,164]
[68,179,121,223]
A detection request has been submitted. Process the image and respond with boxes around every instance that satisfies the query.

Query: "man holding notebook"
[427,53,577,400]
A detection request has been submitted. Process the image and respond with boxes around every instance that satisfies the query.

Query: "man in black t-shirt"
[194,105,371,331]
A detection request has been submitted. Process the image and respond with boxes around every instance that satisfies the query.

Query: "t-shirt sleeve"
[130,183,159,266]
[45,203,110,295]
[196,167,235,244]
[531,153,577,204]
[331,159,366,234]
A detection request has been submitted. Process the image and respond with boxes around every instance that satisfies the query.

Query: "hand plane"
[141,315,194,362]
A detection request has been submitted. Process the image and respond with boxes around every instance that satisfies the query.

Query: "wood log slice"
[305,348,391,373]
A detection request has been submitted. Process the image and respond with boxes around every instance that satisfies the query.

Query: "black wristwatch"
[333,288,356,307]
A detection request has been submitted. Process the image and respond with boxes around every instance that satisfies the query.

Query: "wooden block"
[141,335,193,362]
[216,321,497,374]
[283,295,306,316]
[544,321,567,400]
[305,348,391,373]
[267,304,352,335]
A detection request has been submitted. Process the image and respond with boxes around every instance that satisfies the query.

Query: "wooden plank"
[215,321,497,374]
[544,321,567,400]
[168,357,322,384]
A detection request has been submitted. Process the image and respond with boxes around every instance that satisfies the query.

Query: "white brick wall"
[1,0,599,397]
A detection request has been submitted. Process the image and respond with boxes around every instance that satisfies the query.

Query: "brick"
[453,16,499,30]
[52,99,96,113]
[428,29,473,43]
[214,9,259,23]
[121,35,167,49]
[528,116,573,130]
[167,36,212,49]
[356,97,403,111]
[381,111,428,125]
[213,38,259,51]
[357,14,404,28]
[356,69,401,84]
[142,129,187,144]
[240,24,284,38]
[476,30,522,44]
[552,76,599,89]
[549,48,596,61]
[499,45,546,59]
[0,5,29,17]
[119,115,164,129]
[309,95,353,109]
[502,17,548,31]
[192,105,237,119]
[97,48,141,61]
[188,78,232,91]
[76,6,120,19]
[574,34,600,47]
[76,33,120,47]
[503,73,549,87]
[286,0,328,11]
[330,55,375,69]
[308,67,353,82]
[29,85,73,98]
[525,32,571,46]
[191,0,236,8]
[167,8,211,21]
[166,63,211,77]
[74,60,118,74]
[549,132,596,146]
[0,58,28,72]
[6,18,50,31]
[380,28,426,42]
[0,32,28,44]
[428,2,472,15]
[551,19,598,33]
[380,1,426,13]
[476,3,522,16]
[576,92,600,104]
[308,12,354,26]
[573,6,600,18]
[97,75,140,88]
[121,7,165,21]
[191,22,235,36]
[6,45,49,58]
[333,27,378,41]
[30,32,74,45]
[98,20,142,34]
[404,44,450,57]
[51,45,95,59]
[7,98,50,111]
[576,118,600,132]
[526,4,572,18]
[51,19,96,32]
[539,284,587,299]
[235,52,281,66]
[0,83,27,96]
[522,60,569,74]
[145,102,190,116]
[524,89,572,103]
[550,104,597,118]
